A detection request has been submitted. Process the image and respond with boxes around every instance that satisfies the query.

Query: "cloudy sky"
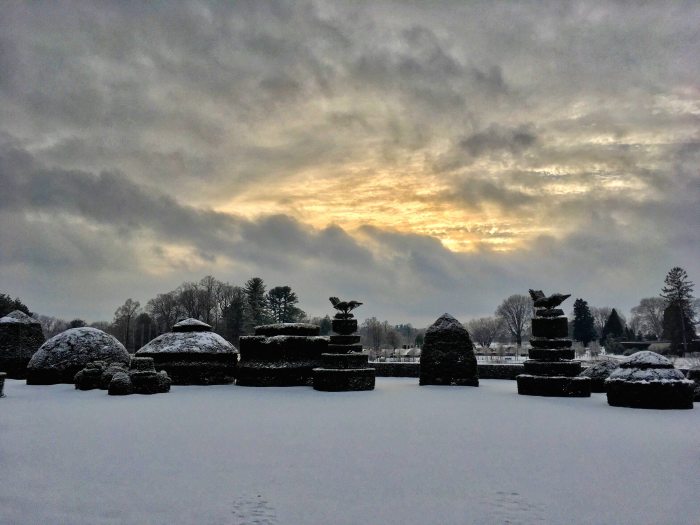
[1,1,699,325]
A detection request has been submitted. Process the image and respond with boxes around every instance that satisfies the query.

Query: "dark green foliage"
[572,298,596,346]
[660,266,696,354]
[244,277,271,331]
[600,308,624,344]
[266,286,305,323]
[222,287,247,345]
[0,293,31,317]
[662,302,697,355]
[68,319,87,328]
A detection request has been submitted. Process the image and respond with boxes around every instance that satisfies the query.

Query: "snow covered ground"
[1,378,698,525]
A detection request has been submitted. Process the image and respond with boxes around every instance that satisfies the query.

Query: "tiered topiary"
[606,351,694,409]
[0,310,46,379]
[419,313,478,386]
[313,298,375,391]
[27,327,130,385]
[516,290,590,397]
[136,318,237,385]
[577,359,619,393]
[237,323,327,386]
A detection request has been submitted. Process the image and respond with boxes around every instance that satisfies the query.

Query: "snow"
[0,310,40,325]
[173,318,211,330]
[137,331,236,354]
[1,378,698,524]
[620,351,673,368]
[578,359,619,379]
[607,367,692,383]
[28,327,129,369]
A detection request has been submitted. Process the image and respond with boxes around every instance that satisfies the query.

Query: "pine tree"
[222,287,247,345]
[244,277,270,331]
[600,308,624,344]
[660,266,696,354]
[266,286,305,323]
[0,293,31,317]
[662,303,696,355]
[572,298,596,346]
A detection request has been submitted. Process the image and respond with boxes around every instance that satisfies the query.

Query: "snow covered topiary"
[172,318,213,333]
[138,331,235,354]
[606,351,694,409]
[254,323,320,337]
[578,360,619,392]
[137,319,237,385]
[108,372,133,396]
[74,361,107,390]
[0,310,45,379]
[27,327,130,385]
[420,313,478,386]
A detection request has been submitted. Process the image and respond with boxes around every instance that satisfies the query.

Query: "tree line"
[466,266,698,356]
[17,276,307,352]
[3,267,697,356]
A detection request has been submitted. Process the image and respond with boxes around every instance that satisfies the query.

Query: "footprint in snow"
[231,494,277,525]
[482,491,546,524]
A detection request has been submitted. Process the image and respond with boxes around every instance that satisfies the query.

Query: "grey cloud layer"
[2,139,697,323]
[1,1,699,322]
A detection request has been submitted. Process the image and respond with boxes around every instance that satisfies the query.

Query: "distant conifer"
[572,298,596,346]
[600,308,624,344]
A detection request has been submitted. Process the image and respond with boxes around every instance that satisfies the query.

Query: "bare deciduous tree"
[495,295,533,347]
[590,306,612,340]
[630,297,665,339]
[466,316,503,349]
[113,298,141,351]
[147,292,181,334]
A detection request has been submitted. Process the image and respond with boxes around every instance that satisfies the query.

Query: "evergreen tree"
[600,308,624,344]
[266,286,305,323]
[0,293,31,317]
[244,277,270,331]
[572,298,596,346]
[660,266,696,354]
[222,287,247,345]
[662,302,697,355]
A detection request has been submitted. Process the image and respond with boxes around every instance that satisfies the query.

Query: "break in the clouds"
[1,1,699,324]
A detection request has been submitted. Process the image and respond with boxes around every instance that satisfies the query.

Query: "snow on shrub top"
[579,359,619,379]
[0,310,40,325]
[605,350,691,384]
[619,351,673,369]
[172,318,212,332]
[28,327,129,370]
[426,313,467,336]
[137,331,236,354]
[254,323,321,336]
[607,367,691,384]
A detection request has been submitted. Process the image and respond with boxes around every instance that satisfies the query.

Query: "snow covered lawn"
[1,378,698,524]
